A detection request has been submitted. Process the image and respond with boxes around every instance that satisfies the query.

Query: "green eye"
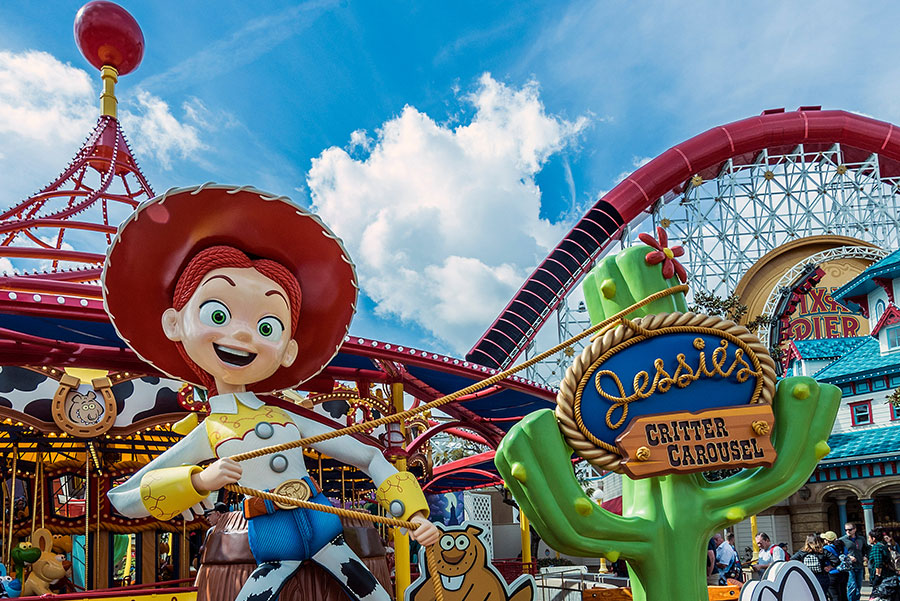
[199,301,231,327]
[258,316,284,341]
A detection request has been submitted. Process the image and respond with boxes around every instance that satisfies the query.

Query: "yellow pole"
[520,512,532,574]
[100,65,118,118]
[750,515,759,560]
[391,382,411,600]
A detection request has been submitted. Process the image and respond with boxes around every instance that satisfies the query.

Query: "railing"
[533,567,630,601]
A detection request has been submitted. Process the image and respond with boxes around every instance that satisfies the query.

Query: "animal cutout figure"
[21,529,68,597]
[0,563,21,598]
[407,523,535,601]
[65,390,103,425]
[740,560,826,601]
[10,541,40,592]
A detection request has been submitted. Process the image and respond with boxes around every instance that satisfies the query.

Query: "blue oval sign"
[575,330,766,448]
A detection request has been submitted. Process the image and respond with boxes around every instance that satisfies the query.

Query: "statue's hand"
[408,513,440,546]
[192,457,242,493]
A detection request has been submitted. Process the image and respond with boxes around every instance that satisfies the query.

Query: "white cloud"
[0,49,215,206]
[120,91,205,170]
[308,73,588,353]
[0,50,96,203]
[348,129,372,152]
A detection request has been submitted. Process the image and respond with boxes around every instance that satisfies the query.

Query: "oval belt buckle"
[272,478,312,510]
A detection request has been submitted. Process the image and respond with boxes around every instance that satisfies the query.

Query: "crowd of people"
[705,523,900,601]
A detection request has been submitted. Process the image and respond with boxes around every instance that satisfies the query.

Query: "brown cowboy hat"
[102,183,357,392]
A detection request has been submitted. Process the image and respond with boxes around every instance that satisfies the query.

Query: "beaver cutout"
[65,390,102,425]
[406,522,535,601]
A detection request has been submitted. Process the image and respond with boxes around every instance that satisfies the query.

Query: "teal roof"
[793,337,868,360]
[833,249,900,306]
[823,425,900,463]
[813,336,900,383]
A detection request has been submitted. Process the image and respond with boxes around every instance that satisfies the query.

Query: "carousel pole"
[1,468,5,567]
[96,464,101,588]
[84,445,89,589]
[30,454,42,536]
[39,454,44,530]
[5,445,17,567]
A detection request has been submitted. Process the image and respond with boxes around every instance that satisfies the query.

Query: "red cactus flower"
[638,226,687,283]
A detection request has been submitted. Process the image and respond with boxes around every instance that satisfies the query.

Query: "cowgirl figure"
[104,184,439,601]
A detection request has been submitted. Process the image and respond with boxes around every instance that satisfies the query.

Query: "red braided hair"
[171,245,302,395]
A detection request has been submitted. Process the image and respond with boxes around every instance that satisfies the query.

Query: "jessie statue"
[104,184,438,601]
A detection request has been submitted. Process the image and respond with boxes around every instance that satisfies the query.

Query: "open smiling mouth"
[213,344,257,367]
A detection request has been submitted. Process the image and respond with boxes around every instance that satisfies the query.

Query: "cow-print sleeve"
[108,422,215,518]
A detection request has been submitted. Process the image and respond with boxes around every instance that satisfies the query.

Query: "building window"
[889,327,900,350]
[857,380,871,393]
[891,375,900,387]
[891,403,900,421]
[840,385,854,396]
[874,378,887,391]
[876,299,887,322]
[850,400,873,426]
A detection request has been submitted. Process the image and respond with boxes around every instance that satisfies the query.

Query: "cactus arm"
[495,410,652,560]
[582,245,687,323]
[699,377,840,523]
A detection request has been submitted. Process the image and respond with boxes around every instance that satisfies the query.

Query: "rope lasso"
[223,484,445,601]
[229,284,690,463]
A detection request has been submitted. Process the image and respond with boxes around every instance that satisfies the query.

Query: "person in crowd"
[840,523,869,601]
[869,528,897,589]
[726,533,744,582]
[792,534,838,599]
[714,533,739,585]
[822,530,850,601]
[753,532,786,577]
[707,536,720,586]
[885,531,900,561]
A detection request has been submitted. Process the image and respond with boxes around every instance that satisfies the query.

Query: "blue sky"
[2,1,900,357]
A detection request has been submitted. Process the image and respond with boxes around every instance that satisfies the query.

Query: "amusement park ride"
[3,2,900,601]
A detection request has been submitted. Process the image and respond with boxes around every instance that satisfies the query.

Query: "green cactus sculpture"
[495,230,840,601]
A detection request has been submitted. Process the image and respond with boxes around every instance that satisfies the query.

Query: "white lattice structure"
[653,144,900,297]
[463,492,494,554]
[535,144,900,387]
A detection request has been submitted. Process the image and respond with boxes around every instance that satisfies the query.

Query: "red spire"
[0,1,152,301]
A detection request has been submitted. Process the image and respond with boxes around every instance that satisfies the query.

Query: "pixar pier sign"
[788,286,863,340]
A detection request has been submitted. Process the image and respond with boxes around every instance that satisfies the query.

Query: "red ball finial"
[74,1,144,75]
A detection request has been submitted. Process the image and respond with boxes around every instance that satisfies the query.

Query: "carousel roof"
[0,2,561,503]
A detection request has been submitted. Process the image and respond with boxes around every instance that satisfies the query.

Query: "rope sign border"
[556,312,777,471]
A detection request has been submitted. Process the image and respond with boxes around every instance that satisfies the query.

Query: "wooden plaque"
[615,404,776,479]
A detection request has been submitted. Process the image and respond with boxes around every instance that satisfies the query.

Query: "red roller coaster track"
[468,107,900,370]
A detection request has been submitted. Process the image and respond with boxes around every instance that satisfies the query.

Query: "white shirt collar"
[208,391,264,414]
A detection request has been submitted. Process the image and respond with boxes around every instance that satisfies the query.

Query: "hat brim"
[102,184,357,393]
